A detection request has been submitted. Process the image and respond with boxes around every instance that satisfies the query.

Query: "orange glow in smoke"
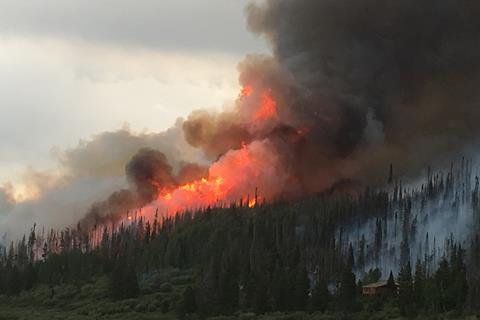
[132,138,288,222]
[252,90,277,121]
[240,85,253,98]
[126,86,295,223]
[154,145,253,214]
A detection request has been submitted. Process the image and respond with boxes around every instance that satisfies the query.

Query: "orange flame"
[130,86,294,223]
[135,138,289,221]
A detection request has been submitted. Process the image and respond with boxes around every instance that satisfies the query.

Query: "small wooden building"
[362,280,398,296]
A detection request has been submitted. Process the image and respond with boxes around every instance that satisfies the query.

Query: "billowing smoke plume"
[176,163,209,185]
[126,148,176,203]
[4,0,480,238]
[0,123,205,239]
[79,147,211,228]
[78,0,480,226]
[245,0,480,181]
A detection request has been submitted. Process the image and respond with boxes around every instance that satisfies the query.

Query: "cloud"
[0,1,269,240]
[0,0,266,54]
[0,176,126,240]
[0,184,14,214]
[0,37,240,185]
[0,119,207,239]
[57,122,206,179]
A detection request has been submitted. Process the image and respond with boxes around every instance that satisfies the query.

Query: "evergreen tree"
[435,257,452,312]
[6,266,21,296]
[23,263,37,291]
[183,286,197,314]
[310,280,331,312]
[110,256,139,300]
[271,262,288,311]
[397,262,413,316]
[362,268,382,285]
[387,271,394,285]
[413,260,425,310]
[110,256,125,300]
[337,265,358,313]
[293,265,310,310]
[252,276,269,314]
[123,263,139,299]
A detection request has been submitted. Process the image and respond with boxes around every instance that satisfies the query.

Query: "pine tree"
[435,257,451,312]
[310,280,331,312]
[123,263,139,299]
[293,265,310,310]
[183,286,197,314]
[110,256,125,300]
[386,271,396,291]
[6,266,21,296]
[358,235,366,270]
[413,260,425,310]
[144,221,151,244]
[451,245,468,311]
[337,265,357,313]
[397,262,413,316]
[252,277,269,314]
[271,262,287,311]
[347,243,355,270]
[23,263,37,291]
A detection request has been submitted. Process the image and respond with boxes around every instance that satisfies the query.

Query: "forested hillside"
[1,162,480,319]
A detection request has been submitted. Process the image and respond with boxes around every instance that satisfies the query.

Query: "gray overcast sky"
[0,0,264,53]
[0,0,267,195]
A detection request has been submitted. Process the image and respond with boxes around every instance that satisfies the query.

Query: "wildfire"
[133,137,288,222]
[252,90,277,121]
[128,86,291,223]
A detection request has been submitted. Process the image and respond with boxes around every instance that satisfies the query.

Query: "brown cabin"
[362,280,398,296]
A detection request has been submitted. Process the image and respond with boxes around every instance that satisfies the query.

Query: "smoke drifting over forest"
[3,0,480,238]
[246,0,480,177]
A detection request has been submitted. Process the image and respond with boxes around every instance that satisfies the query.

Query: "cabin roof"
[362,280,397,288]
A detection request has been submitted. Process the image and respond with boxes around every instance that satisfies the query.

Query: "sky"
[0,0,267,198]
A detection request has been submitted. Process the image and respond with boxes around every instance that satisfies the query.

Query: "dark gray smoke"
[81,189,139,228]
[81,148,177,227]
[244,0,480,182]
[80,149,211,227]
[125,148,176,203]
[9,0,480,237]
[71,0,480,229]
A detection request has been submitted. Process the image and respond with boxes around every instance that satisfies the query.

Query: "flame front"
[141,139,278,217]
[133,85,296,221]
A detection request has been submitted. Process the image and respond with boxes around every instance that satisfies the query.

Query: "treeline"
[0,162,479,317]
